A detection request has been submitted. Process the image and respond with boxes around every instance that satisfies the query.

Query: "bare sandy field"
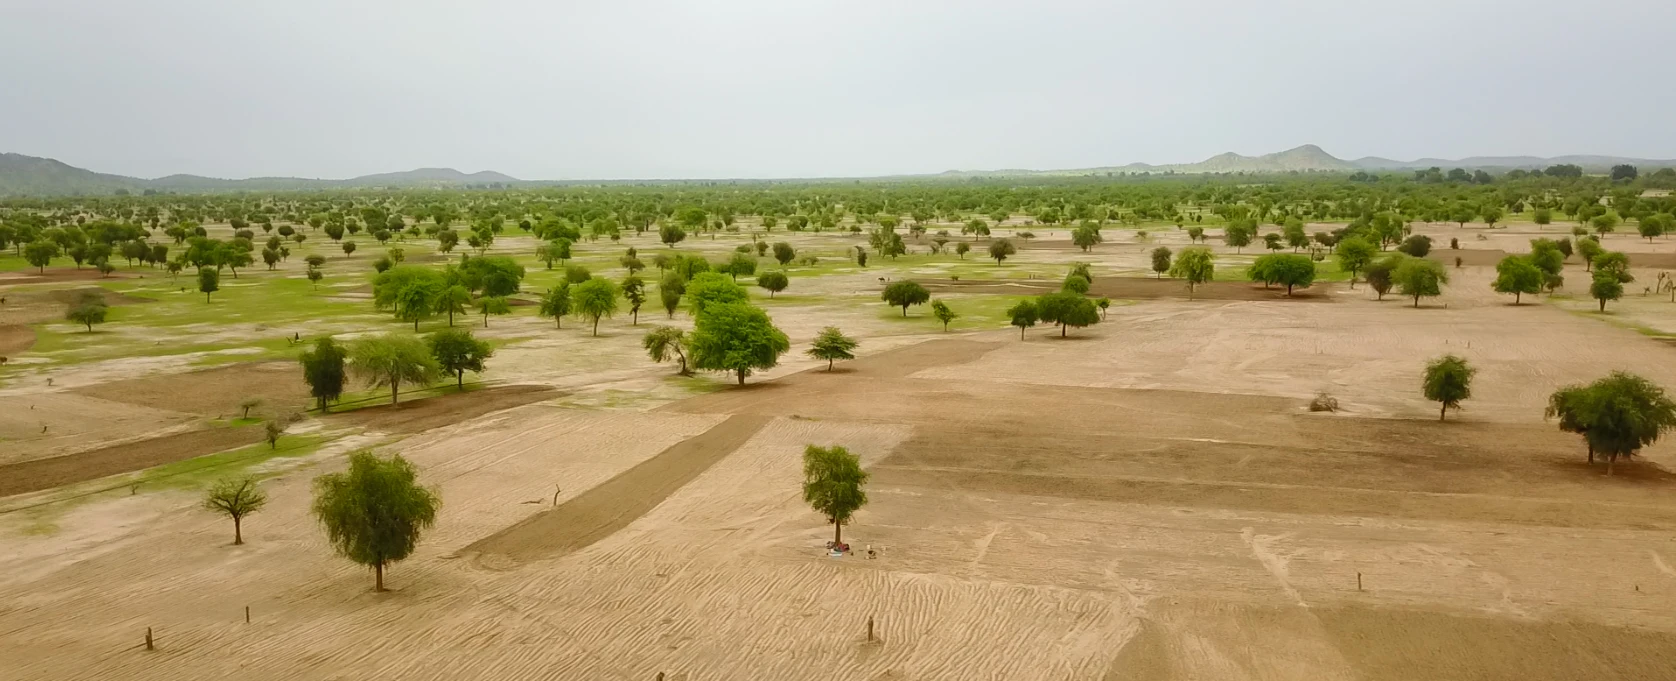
[4,224,1676,679]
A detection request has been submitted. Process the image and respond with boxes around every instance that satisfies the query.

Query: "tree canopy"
[689,302,790,385]
[802,445,868,546]
[311,451,440,591]
[1422,355,1475,421]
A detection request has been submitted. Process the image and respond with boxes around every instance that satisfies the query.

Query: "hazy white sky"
[3,0,1672,180]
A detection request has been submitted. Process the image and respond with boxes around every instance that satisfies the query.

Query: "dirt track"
[327,384,559,433]
[0,425,262,497]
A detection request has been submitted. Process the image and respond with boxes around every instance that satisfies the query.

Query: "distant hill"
[941,145,1676,178]
[0,153,523,197]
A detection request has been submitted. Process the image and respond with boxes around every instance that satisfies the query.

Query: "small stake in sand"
[552,485,562,506]
[245,606,251,624]
[145,627,154,651]
[1357,572,1363,592]
[867,616,876,642]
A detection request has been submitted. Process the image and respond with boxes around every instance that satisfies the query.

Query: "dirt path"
[0,426,263,498]
[463,413,772,564]
[326,384,559,434]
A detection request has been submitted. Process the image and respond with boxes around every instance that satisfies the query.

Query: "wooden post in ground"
[145,627,154,651]
[1357,572,1363,592]
[867,616,875,642]
[656,673,664,681]
[245,606,251,624]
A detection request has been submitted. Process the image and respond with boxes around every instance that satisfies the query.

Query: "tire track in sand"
[462,413,772,565]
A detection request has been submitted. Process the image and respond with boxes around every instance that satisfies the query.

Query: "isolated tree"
[802,445,868,546]
[1364,255,1401,300]
[622,275,647,324]
[1071,226,1102,252]
[350,333,440,405]
[1422,355,1475,421]
[881,280,930,316]
[1548,373,1676,474]
[311,451,440,591]
[573,278,620,336]
[1492,256,1543,304]
[931,300,959,331]
[756,271,789,298]
[1592,251,1633,283]
[659,273,685,318]
[1250,254,1316,295]
[1096,297,1111,319]
[342,241,357,258]
[264,418,287,448]
[659,223,687,247]
[772,241,795,265]
[203,477,267,545]
[1333,237,1376,288]
[806,326,859,371]
[1062,273,1091,295]
[1393,258,1448,308]
[428,328,493,389]
[688,302,790,385]
[474,296,509,327]
[1035,291,1100,337]
[1397,235,1432,257]
[1168,247,1215,299]
[1590,271,1624,311]
[642,326,692,375]
[239,397,263,419]
[300,336,349,412]
[24,240,59,272]
[197,266,220,302]
[64,294,108,332]
[1576,237,1604,270]
[1150,246,1172,278]
[433,285,471,326]
[987,239,1016,264]
[1007,299,1039,338]
[538,283,572,328]
[954,242,970,259]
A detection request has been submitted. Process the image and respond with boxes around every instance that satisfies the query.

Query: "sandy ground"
[4,219,1676,679]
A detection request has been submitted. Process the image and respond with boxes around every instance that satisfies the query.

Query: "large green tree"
[1168,247,1215,299]
[689,302,790,385]
[311,451,440,591]
[428,328,493,389]
[1546,373,1676,475]
[1393,258,1448,308]
[350,334,440,405]
[642,326,692,375]
[573,278,620,336]
[881,280,930,316]
[802,445,868,546]
[300,336,349,412]
[1492,256,1543,304]
[806,326,859,371]
[1422,355,1475,421]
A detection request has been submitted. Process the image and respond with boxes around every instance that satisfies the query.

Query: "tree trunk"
[1607,453,1616,476]
[1020,326,1026,340]
[1413,295,1421,308]
[828,358,834,371]
[1588,444,1594,464]
[1061,324,1067,338]
[413,318,419,332]
[457,370,464,390]
[901,306,907,317]
[374,561,385,592]
[483,314,488,328]
[206,292,211,303]
[592,317,600,336]
[448,310,454,326]
[833,518,843,546]
[1599,299,1606,312]
[233,516,243,545]
[737,368,746,385]
[1439,402,1447,421]
[1515,292,1521,304]
[391,382,400,406]
[1287,284,1294,296]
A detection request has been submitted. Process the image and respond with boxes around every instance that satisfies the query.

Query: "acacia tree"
[642,326,692,375]
[802,445,868,546]
[573,278,620,336]
[1334,237,1376,288]
[311,451,440,591]
[476,296,511,327]
[806,326,859,370]
[1007,299,1039,338]
[689,302,790,385]
[428,328,493,389]
[1546,373,1676,475]
[197,266,220,302]
[1150,247,1171,278]
[539,283,571,328]
[301,336,348,412]
[1168,247,1215,299]
[1492,256,1543,304]
[622,275,646,324]
[65,293,108,332]
[202,477,267,545]
[1422,354,1475,421]
[1035,291,1100,337]
[350,334,440,405]
[931,300,958,331]
[433,285,471,327]
[1590,271,1624,311]
[756,271,789,298]
[1394,258,1448,308]
[987,239,1016,264]
[881,281,930,316]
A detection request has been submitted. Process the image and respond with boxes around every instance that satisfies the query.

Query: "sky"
[3,0,1673,181]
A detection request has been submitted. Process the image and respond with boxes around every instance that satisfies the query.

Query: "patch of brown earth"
[71,361,311,418]
[327,384,559,434]
[0,426,263,498]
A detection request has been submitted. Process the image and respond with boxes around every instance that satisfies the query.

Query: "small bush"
[1309,393,1340,412]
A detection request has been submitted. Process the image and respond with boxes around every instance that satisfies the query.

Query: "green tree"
[1491,256,1543,304]
[802,445,869,546]
[1035,291,1100,337]
[1150,246,1172,278]
[24,240,59,272]
[1397,235,1432,257]
[881,280,930,316]
[954,242,969,259]
[622,275,647,324]
[539,283,572,329]
[756,271,789,298]
[659,223,687,247]
[1007,299,1039,339]
[1547,373,1676,474]
[573,278,620,336]
[475,296,511,328]
[350,333,440,405]
[806,326,859,371]
[643,326,692,375]
[300,337,349,412]
[1422,355,1475,421]
[686,272,747,316]
[1250,254,1316,296]
[64,294,108,332]
[197,266,220,302]
[772,241,795,265]
[1393,258,1448,308]
[428,328,493,389]
[433,285,471,326]
[724,252,757,280]
[659,273,685,318]
[1334,237,1376,288]
[1590,271,1623,311]
[931,300,959,331]
[311,451,440,591]
[202,477,267,545]
[1071,226,1102,252]
[987,239,1017,264]
[393,281,438,331]
[1062,273,1091,295]
[1168,247,1215,299]
[1364,255,1402,300]
[1576,237,1604,270]
[689,302,790,385]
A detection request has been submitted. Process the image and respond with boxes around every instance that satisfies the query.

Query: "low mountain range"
[4,146,1674,197]
[0,153,520,197]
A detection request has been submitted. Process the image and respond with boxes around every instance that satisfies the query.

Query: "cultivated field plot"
[4,280,1675,680]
